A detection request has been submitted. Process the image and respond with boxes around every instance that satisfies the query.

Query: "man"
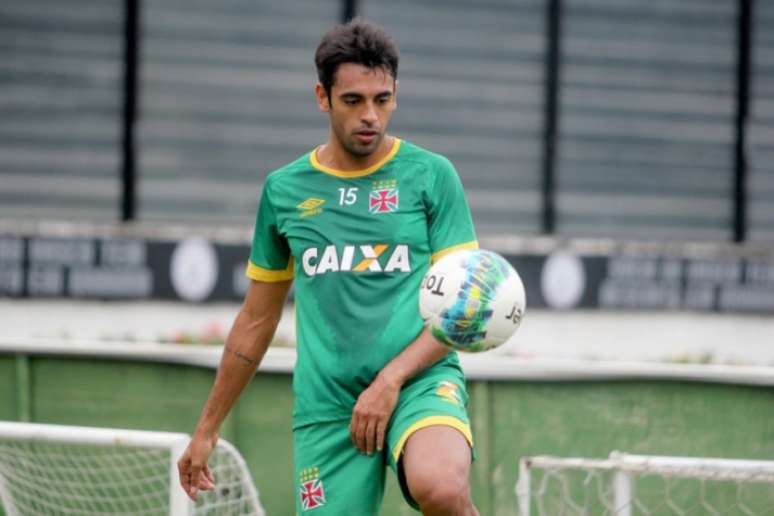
[178,19,480,516]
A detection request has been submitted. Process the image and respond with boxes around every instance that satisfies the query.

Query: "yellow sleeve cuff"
[245,258,294,282]
[430,240,479,264]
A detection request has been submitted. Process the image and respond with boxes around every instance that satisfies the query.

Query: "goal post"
[517,451,774,515]
[0,421,265,515]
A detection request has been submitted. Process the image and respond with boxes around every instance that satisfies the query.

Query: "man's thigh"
[294,420,385,515]
[401,425,473,498]
[386,369,474,509]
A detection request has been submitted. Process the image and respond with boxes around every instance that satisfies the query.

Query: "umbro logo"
[436,381,462,406]
[297,198,325,218]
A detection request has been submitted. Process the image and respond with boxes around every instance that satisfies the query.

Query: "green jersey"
[246,138,477,429]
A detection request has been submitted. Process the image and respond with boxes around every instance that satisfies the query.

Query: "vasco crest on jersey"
[369,179,398,214]
[299,466,326,511]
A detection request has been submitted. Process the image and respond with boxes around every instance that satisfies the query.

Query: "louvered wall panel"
[749,2,774,243]
[556,0,737,241]
[361,0,545,235]
[137,0,338,224]
[0,0,122,222]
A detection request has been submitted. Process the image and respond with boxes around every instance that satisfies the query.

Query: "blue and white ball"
[419,249,526,352]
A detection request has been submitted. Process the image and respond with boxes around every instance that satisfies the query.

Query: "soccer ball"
[419,249,526,352]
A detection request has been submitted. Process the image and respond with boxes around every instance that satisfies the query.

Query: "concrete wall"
[4,299,774,365]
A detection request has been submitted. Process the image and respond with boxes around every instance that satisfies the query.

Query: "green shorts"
[293,364,473,515]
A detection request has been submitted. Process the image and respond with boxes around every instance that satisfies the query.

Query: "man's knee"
[401,425,475,513]
[409,469,472,512]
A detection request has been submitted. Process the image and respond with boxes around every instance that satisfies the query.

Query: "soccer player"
[178,19,480,516]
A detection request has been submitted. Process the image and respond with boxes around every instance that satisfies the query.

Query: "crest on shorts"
[299,466,326,511]
[436,380,462,406]
[369,179,398,214]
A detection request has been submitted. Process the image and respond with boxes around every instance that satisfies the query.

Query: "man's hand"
[177,433,218,501]
[349,328,449,455]
[349,373,401,455]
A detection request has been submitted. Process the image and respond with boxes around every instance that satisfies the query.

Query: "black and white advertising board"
[1,234,773,313]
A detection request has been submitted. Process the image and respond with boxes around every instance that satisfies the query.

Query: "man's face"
[316,63,397,158]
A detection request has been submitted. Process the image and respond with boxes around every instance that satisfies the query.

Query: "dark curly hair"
[314,18,399,102]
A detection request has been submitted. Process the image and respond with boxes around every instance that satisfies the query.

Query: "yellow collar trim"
[310,138,401,178]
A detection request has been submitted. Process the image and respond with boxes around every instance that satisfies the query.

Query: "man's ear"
[393,79,399,109]
[315,83,331,112]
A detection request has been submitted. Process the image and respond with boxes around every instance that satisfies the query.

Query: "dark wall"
[0,0,772,244]
[0,0,123,221]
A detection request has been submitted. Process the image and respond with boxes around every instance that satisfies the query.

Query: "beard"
[338,128,384,158]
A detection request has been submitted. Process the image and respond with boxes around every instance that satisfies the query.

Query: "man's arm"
[349,327,448,455]
[177,278,292,501]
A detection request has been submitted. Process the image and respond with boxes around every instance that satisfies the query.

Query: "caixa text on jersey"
[301,244,411,276]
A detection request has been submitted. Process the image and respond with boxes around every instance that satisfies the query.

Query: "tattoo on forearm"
[225,345,257,366]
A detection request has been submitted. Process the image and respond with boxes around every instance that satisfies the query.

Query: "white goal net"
[517,452,774,516]
[0,422,265,516]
